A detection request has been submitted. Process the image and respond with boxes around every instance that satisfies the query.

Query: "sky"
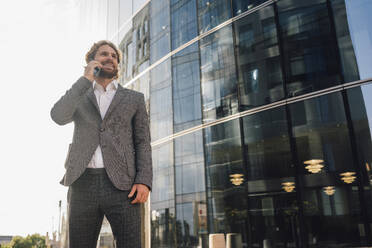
[0,0,106,236]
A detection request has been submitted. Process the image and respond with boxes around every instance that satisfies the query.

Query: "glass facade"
[107,0,372,247]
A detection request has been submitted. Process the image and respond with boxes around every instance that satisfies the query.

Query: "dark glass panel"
[200,25,238,122]
[234,5,285,110]
[278,0,343,97]
[204,120,248,244]
[232,0,267,16]
[150,0,171,63]
[172,43,202,132]
[197,0,231,34]
[330,0,360,83]
[290,92,363,247]
[343,0,372,79]
[150,59,173,141]
[242,107,299,247]
[175,130,207,247]
[171,0,198,49]
[347,84,372,240]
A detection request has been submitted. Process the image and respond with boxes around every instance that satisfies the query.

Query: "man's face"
[94,44,119,79]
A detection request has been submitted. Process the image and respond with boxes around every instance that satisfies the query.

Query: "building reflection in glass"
[204,120,248,243]
[200,25,238,122]
[290,92,363,246]
[105,0,372,246]
[172,43,202,132]
[175,130,207,247]
[243,106,298,247]
[235,5,285,110]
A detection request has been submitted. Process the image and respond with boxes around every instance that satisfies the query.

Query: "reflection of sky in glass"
[345,0,372,79]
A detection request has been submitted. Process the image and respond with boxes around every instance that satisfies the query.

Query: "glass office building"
[106,0,372,247]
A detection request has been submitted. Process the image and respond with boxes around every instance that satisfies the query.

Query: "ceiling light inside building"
[340,172,356,184]
[304,159,324,173]
[323,186,335,196]
[230,174,244,186]
[282,182,295,192]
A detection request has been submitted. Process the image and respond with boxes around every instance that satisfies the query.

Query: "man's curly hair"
[85,40,122,78]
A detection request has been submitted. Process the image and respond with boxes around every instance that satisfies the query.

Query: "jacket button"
[100,127,105,132]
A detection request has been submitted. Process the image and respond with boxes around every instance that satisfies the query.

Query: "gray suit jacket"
[51,77,152,190]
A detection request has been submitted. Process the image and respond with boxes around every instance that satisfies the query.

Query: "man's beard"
[99,68,118,79]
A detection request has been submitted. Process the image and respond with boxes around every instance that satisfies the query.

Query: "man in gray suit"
[51,40,152,248]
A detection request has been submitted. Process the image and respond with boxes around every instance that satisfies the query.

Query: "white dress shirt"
[87,80,118,168]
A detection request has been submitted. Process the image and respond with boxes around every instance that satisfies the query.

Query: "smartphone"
[93,67,101,77]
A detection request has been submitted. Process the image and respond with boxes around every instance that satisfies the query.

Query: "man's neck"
[95,77,115,90]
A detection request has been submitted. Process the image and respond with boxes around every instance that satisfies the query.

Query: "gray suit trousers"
[68,168,141,248]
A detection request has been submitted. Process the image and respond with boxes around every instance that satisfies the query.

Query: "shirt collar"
[93,80,118,91]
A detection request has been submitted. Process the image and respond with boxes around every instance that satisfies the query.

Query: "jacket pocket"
[64,143,72,169]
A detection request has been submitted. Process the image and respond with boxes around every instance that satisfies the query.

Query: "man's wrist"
[83,75,94,83]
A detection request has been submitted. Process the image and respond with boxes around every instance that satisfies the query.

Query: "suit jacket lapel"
[87,87,100,115]
[103,84,127,122]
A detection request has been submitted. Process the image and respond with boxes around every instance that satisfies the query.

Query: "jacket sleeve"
[133,93,153,190]
[50,77,92,125]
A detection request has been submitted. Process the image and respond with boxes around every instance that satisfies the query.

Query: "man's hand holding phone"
[84,60,102,82]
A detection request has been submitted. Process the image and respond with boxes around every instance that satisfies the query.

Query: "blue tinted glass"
[197,0,232,34]
[171,0,198,49]
[150,59,173,141]
[172,43,202,132]
[150,0,171,63]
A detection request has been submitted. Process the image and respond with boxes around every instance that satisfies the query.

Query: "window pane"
[150,0,171,63]
[151,141,176,247]
[172,43,202,132]
[232,0,267,16]
[175,130,207,247]
[290,92,363,246]
[278,0,343,97]
[331,0,360,83]
[197,0,231,34]
[200,25,238,122]
[171,0,198,49]
[204,120,248,242]
[150,59,173,141]
[242,107,299,247]
[234,5,285,110]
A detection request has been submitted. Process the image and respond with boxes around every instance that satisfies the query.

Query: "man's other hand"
[128,184,150,204]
